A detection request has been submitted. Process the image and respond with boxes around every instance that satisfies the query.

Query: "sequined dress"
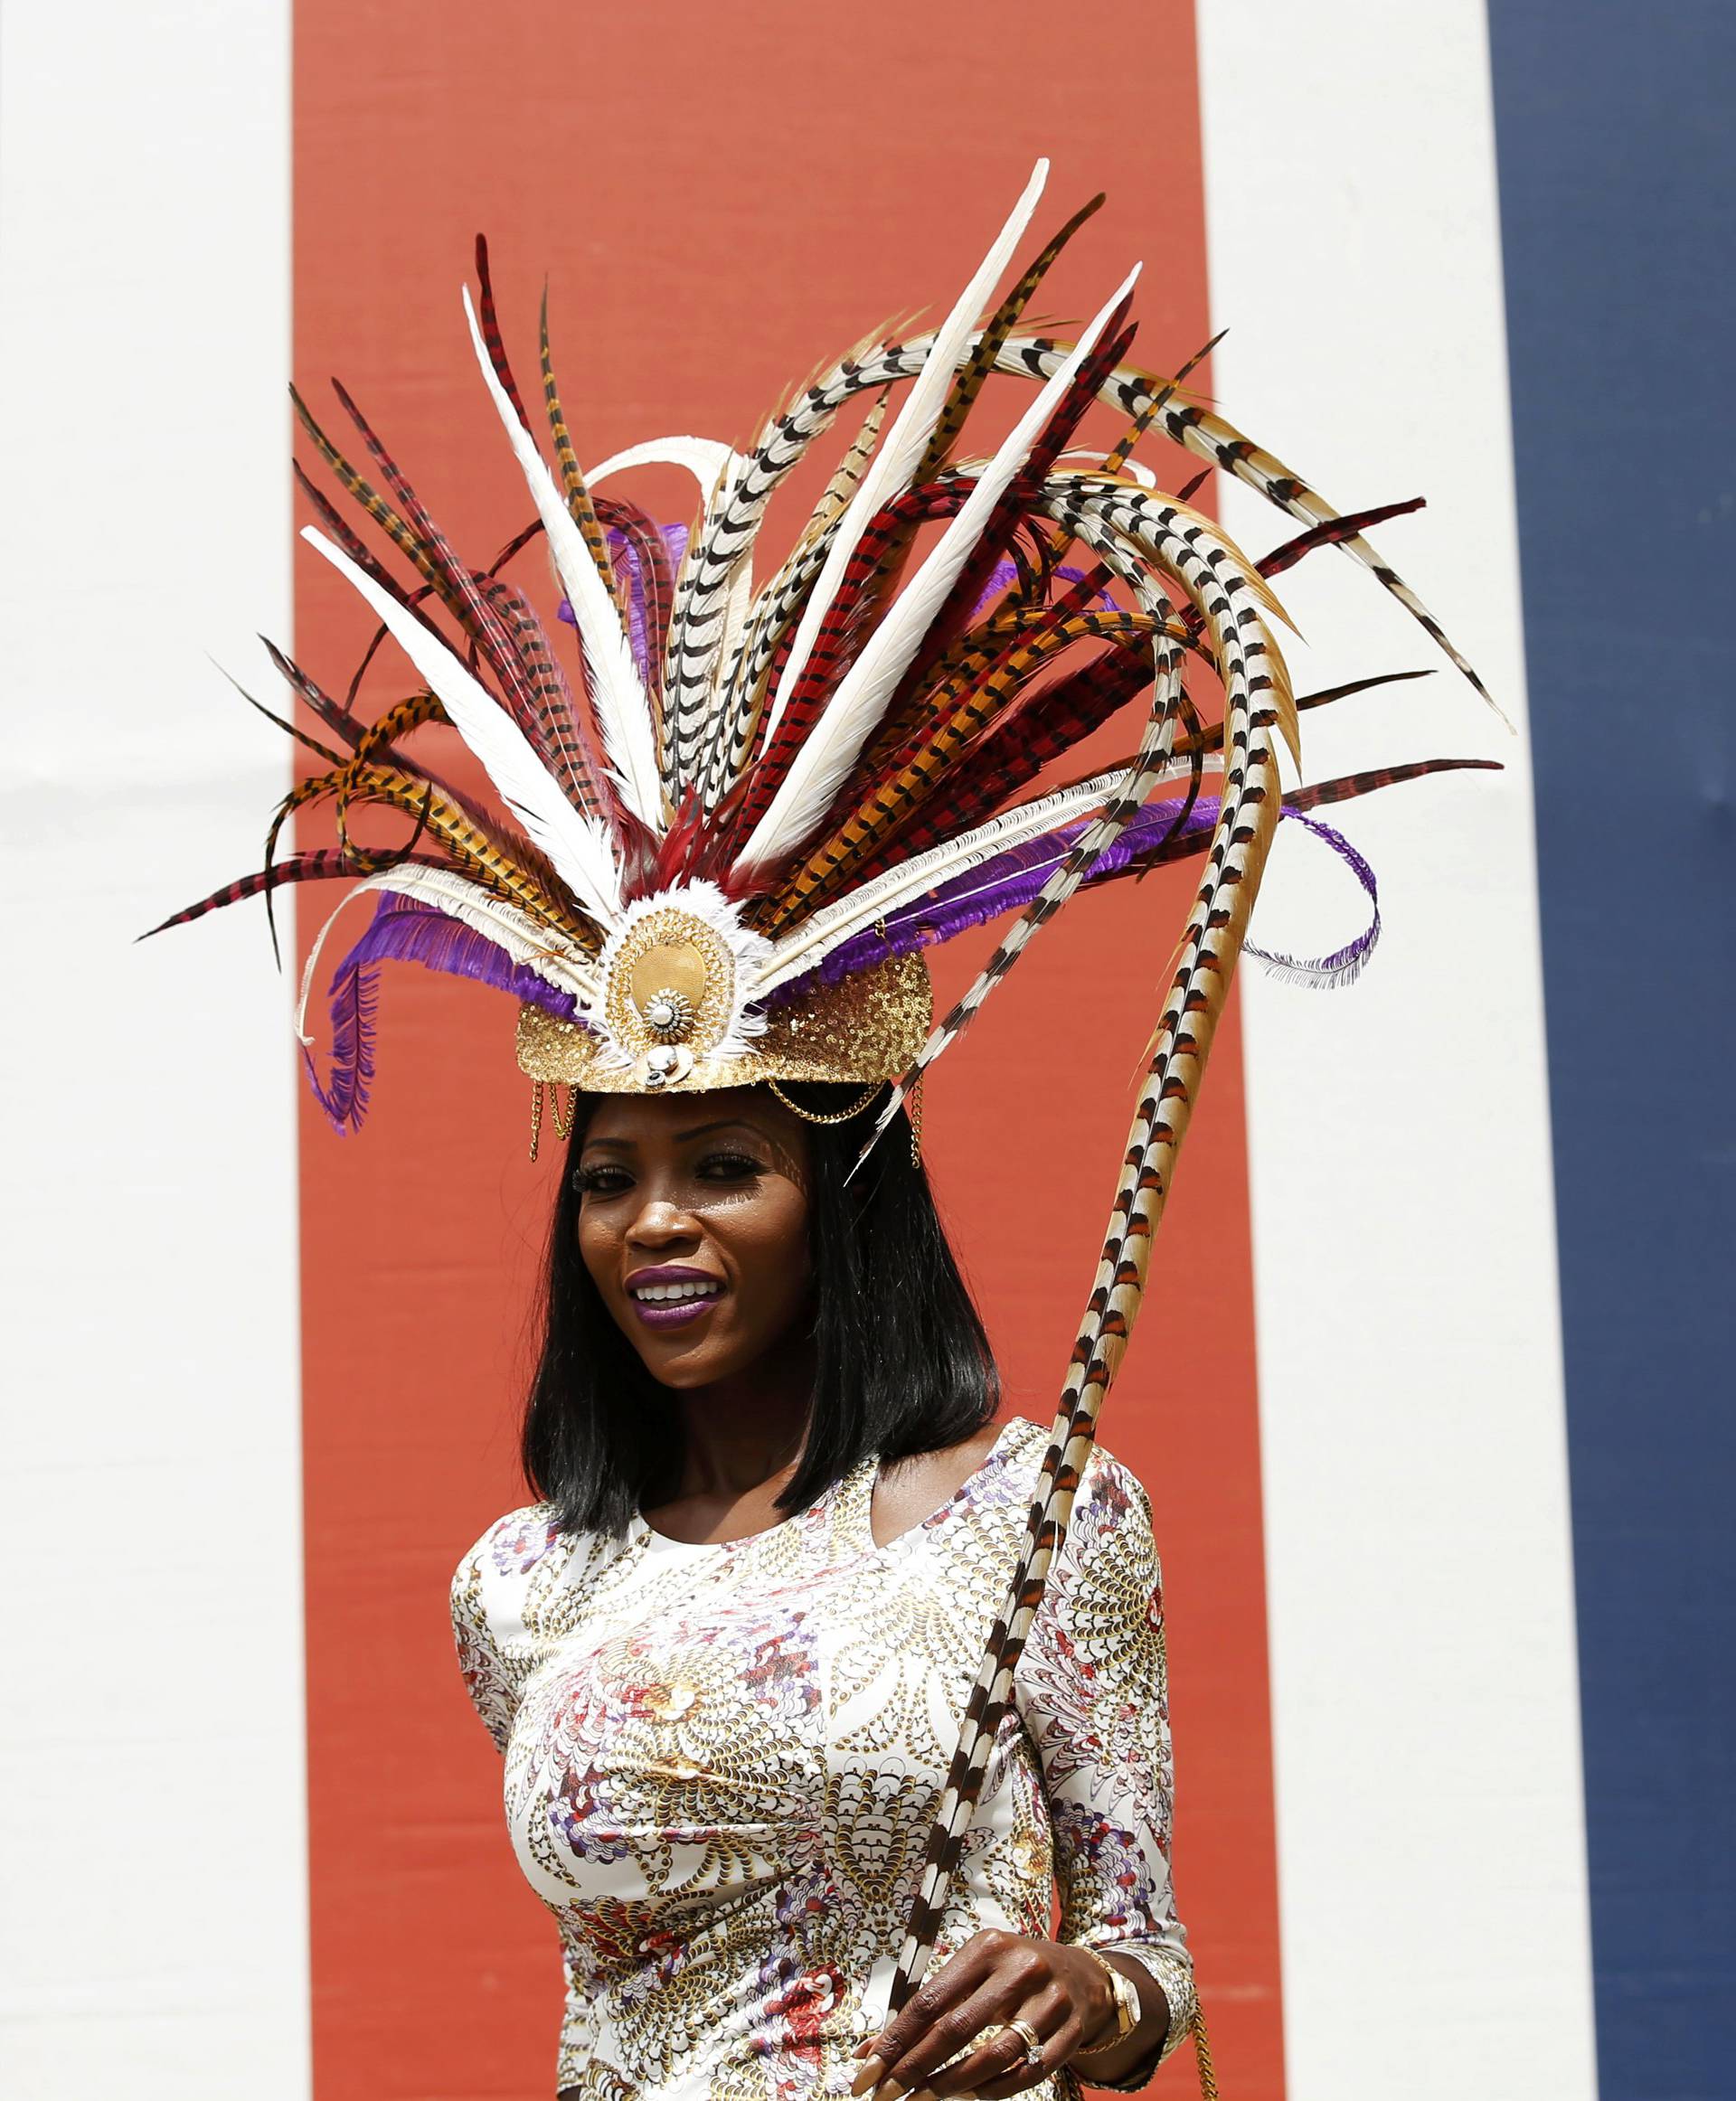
[449,1412,1198,2098]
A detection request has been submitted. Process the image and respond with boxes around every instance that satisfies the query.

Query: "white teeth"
[631,1280,722,1304]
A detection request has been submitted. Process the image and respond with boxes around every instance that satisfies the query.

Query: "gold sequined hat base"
[514,948,933,1095]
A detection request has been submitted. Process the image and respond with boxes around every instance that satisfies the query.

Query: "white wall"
[0,5,307,2096]
[1197,5,1597,2097]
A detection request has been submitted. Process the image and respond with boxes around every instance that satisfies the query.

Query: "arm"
[451,1512,600,2090]
[448,1520,524,1757]
[1012,1448,1199,2093]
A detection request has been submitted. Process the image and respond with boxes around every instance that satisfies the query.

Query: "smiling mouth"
[627,1279,723,1328]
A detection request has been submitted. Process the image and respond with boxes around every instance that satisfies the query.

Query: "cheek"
[577,1210,620,1293]
[723,1188,811,1331]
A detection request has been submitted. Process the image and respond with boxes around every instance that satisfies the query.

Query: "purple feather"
[966,557,1113,624]
[337,895,580,1018]
[765,798,1380,1008]
[298,896,596,1134]
[559,523,690,675]
[1241,813,1382,988]
[301,954,380,1137]
[609,532,651,686]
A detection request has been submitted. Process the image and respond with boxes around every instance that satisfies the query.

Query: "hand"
[848,1928,1118,2098]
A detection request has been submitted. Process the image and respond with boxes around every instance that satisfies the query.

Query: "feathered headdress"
[153,159,1498,2066]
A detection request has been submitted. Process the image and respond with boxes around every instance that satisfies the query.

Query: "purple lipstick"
[622,1262,725,1330]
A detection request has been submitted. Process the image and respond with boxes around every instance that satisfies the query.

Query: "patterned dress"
[450,1411,1198,2098]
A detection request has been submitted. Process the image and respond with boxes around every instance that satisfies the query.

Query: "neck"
[667,1327,819,1499]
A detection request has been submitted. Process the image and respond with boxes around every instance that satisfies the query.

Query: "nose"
[626,1194,701,1252]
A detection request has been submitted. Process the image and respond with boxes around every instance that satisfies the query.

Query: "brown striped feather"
[538,287,626,627]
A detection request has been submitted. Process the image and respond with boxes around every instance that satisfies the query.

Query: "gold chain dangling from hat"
[909,1072,925,1167]
[765,1078,884,1124]
[529,1079,580,1160]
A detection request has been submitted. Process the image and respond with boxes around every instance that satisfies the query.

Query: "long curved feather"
[300,526,623,929]
[539,286,626,623]
[460,286,664,831]
[735,265,1140,879]
[757,161,1052,755]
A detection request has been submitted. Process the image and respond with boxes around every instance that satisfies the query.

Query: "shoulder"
[941,1417,1010,1491]
[448,1501,594,1652]
[1073,1436,1156,1534]
[998,1423,1160,1593]
[964,1417,1158,1578]
[1070,1440,1160,1595]
[997,1418,1156,1531]
[451,1500,567,1593]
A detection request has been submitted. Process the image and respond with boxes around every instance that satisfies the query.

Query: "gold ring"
[1002,2016,1043,2068]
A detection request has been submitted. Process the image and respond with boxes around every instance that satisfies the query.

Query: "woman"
[159,156,1489,2101]
[451,1079,1194,2098]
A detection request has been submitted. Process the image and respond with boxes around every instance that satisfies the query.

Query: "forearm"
[1068,1950,1171,2089]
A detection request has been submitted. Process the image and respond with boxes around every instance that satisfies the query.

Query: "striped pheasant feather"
[724,477,974,853]
[911,192,1105,490]
[852,469,1290,1150]
[461,287,664,834]
[881,638,1284,2026]
[301,524,625,928]
[757,165,1053,763]
[141,846,446,937]
[656,320,1497,726]
[737,267,1142,881]
[538,287,627,630]
[764,592,1177,928]
[475,575,604,818]
[471,233,533,429]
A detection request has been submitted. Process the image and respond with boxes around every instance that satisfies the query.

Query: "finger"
[850,1935,1004,2095]
[930,1988,1071,2098]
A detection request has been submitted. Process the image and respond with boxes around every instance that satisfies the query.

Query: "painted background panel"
[293,4,1283,2096]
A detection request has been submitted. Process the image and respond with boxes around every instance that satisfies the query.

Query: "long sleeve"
[1012,1446,1199,2092]
[448,1512,536,1756]
[450,1507,601,2091]
[554,1914,602,2092]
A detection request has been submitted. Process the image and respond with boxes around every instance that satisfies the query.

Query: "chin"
[639,1351,725,1390]
[621,1320,749,1390]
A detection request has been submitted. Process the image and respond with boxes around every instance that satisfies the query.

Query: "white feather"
[459,286,665,832]
[736,262,1142,879]
[760,741,1195,992]
[1057,443,1157,489]
[298,525,625,932]
[715,558,756,708]
[757,159,1051,752]
[586,434,744,495]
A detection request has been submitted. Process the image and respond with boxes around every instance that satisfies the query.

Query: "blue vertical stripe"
[1486,5,1736,2096]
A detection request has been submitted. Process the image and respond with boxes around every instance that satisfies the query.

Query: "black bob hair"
[521,1080,1002,1540]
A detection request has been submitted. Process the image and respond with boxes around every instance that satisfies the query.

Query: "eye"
[698,1150,764,1182]
[572,1163,632,1198]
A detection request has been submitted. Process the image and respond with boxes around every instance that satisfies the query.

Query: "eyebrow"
[581,1119,767,1153]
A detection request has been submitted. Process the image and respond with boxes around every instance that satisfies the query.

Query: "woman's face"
[573,1086,814,1390]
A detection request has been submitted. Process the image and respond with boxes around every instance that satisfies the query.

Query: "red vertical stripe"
[294,6,1283,2095]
